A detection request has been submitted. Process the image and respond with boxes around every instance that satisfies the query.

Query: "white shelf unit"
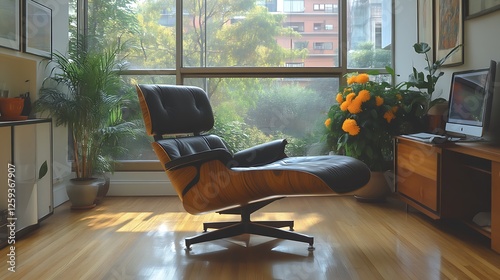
[0,119,53,248]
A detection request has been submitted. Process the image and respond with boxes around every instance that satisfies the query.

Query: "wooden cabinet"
[0,119,53,248]
[395,136,500,253]
[395,137,442,219]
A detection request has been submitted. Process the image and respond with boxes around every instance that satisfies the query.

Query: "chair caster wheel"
[308,245,315,251]
[185,241,192,251]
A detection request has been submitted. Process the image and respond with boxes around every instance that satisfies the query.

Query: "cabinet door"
[13,125,38,231]
[0,127,12,212]
[397,141,440,212]
[36,122,53,220]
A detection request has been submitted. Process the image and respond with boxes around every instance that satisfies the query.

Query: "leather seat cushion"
[233,156,370,193]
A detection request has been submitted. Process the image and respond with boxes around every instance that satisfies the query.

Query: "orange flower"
[347,76,356,85]
[391,106,399,112]
[342,119,360,136]
[340,92,356,111]
[340,101,349,111]
[357,90,370,102]
[324,118,332,128]
[347,99,363,114]
[336,93,343,104]
[383,111,395,123]
[376,96,384,106]
[345,92,356,102]
[356,73,370,84]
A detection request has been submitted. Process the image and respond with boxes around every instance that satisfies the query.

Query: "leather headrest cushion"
[136,84,214,136]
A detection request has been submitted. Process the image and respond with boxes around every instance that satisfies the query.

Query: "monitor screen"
[445,69,489,137]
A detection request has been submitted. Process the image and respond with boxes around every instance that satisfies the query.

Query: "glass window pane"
[183,0,339,67]
[76,0,394,166]
[183,77,339,156]
[85,0,177,70]
[347,0,392,69]
[116,75,177,161]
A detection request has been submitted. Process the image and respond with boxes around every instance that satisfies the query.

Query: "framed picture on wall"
[434,0,464,67]
[417,0,434,62]
[467,0,500,19]
[0,0,20,51]
[24,0,52,59]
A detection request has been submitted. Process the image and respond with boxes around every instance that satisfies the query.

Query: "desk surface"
[396,136,500,162]
[444,142,500,162]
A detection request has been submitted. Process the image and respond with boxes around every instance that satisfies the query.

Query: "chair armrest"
[233,139,288,167]
[164,149,233,171]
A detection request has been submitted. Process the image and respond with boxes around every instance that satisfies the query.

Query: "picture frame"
[417,0,434,62]
[466,0,500,19]
[0,0,21,51]
[434,0,464,67]
[24,0,52,59]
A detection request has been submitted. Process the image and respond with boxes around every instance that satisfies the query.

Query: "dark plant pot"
[427,101,449,133]
[94,176,110,205]
[66,178,100,210]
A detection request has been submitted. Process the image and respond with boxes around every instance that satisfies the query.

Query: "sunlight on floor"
[81,211,325,234]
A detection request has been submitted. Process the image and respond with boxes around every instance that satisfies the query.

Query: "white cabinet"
[35,121,53,219]
[0,119,53,248]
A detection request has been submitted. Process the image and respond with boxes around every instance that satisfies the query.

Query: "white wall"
[41,0,72,206]
[395,0,500,99]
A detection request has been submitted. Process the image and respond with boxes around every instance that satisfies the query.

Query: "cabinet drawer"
[396,142,440,211]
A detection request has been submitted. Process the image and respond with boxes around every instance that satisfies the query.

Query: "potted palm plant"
[35,36,136,209]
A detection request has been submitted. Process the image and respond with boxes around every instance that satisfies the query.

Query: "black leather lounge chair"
[136,84,371,250]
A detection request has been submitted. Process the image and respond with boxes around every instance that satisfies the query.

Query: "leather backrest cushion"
[137,84,214,135]
[157,134,229,160]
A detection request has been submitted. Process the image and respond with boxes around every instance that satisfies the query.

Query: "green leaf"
[385,66,395,77]
[338,133,348,146]
[38,161,48,180]
[413,42,431,54]
[435,44,461,67]
[366,146,374,158]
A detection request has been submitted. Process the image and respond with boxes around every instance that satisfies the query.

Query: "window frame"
[77,0,395,171]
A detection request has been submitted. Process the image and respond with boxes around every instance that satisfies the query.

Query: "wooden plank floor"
[1,195,500,279]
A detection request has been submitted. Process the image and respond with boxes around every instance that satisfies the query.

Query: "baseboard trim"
[53,172,175,207]
[53,182,68,207]
[106,171,175,196]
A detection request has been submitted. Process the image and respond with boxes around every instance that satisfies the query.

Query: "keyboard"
[401,133,482,143]
[401,133,447,143]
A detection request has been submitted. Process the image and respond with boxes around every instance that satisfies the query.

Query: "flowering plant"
[324,72,410,171]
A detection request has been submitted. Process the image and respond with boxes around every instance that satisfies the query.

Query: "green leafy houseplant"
[35,36,137,208]
[324,72,413,171]
[36,37,136,178]
[400,42,461,109]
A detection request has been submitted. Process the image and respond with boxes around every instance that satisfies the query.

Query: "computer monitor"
[445,68,490,138]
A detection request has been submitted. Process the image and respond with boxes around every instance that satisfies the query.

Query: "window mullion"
[340,0,348,81]
[176,0,183,84]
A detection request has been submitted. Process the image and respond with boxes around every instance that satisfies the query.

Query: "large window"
[73,0,393,168]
